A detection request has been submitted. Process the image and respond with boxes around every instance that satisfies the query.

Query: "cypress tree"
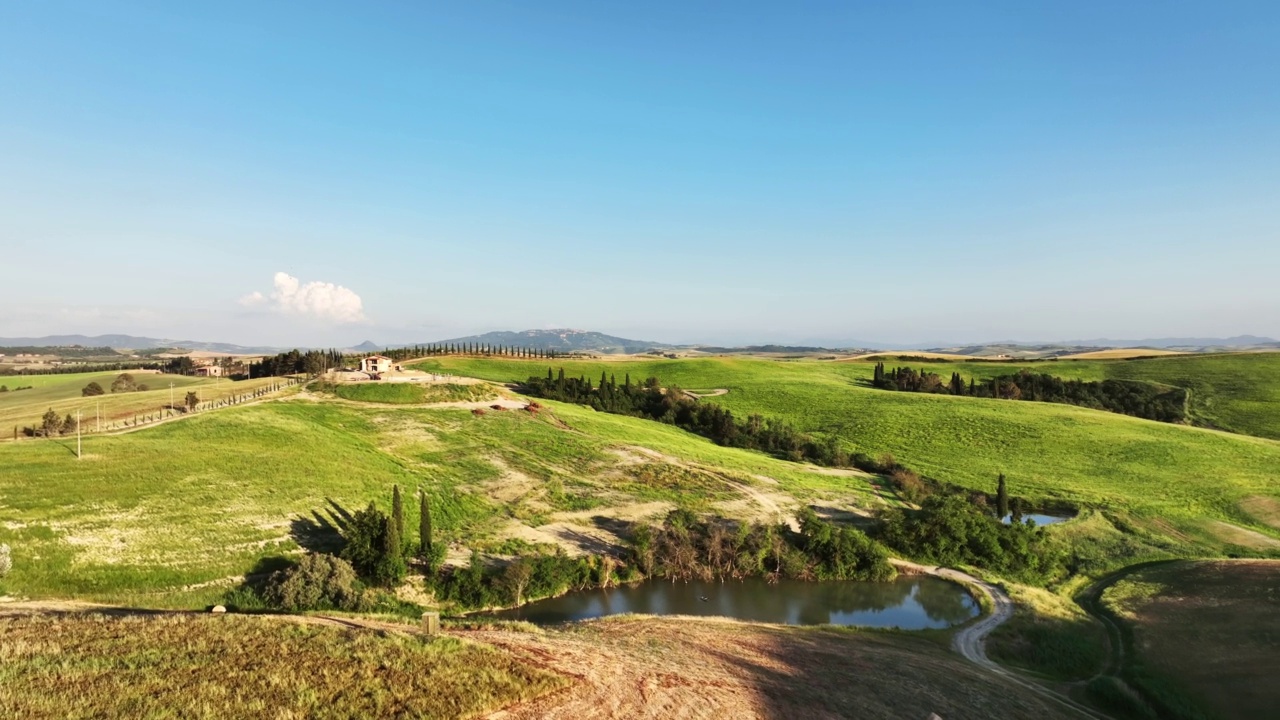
[418,489,433,559]
[996,474,1009,519]
[391,485,405,555]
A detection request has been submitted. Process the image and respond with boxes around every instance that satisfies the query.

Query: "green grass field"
[0,395,874,606]
[0,370,281,435]
[321,380,496,404]
[837,352,1280,440]
[411,355,1280,544]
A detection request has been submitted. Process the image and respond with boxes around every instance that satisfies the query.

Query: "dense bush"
[264,554,364,611]
[81,381,105,397]
[890,467,930,503]
[630,508,895,583]
[341,503,406,587]
[433,550,606,610]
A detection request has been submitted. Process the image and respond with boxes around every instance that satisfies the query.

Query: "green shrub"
[263,554,363,612]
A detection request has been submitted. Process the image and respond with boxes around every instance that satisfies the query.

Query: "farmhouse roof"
[363,354,392,360]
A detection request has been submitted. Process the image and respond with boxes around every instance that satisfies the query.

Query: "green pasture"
[0,395,873,605]
[0,370,280,434]
[833,352,1280,440]
[322,380,495,404]
[412,356,1280,535]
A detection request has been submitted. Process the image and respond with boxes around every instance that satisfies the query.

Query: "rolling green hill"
[412,355,1280,541]
[0,395,871,605]
[0,370,280,433]
[836,352,1280,440]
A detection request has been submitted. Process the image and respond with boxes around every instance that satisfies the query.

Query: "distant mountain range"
[0,334,284,354]
[2,331,1277,357]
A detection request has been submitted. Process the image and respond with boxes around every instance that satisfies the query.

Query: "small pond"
[487,575,979,630]
[1000,513,1071,526]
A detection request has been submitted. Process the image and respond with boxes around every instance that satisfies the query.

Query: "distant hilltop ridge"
[426,329,665,355]
[2,331,1276,357]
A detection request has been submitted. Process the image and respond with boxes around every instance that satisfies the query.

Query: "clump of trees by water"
[871,363,1187,423]
[877,492,1063,583]
[630,508,896,584]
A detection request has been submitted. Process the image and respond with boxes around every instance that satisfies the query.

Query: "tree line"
[630,507,895,583]
[248,349,346,378]
[379,343,569,362]
[522,370,858,467]
[871,363,1187,423]
[1,361,164,376]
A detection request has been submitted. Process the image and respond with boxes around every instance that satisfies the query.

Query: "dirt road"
[892,561,1108,720]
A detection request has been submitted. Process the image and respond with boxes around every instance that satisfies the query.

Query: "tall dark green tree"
[418,489,433,559]
[391,485,405,555]
[342,503,405,586]
[996,473,1010,519]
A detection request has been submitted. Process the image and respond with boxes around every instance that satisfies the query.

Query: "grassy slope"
[0,612,565,719]
[840,352,1280,440]
[328,381,494,404]
[0,370,280,432]
[0,397,871,605]
[1102,560,1280,720]
[413,356,1280,535]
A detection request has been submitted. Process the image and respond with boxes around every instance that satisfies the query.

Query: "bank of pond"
[486,575,979,629]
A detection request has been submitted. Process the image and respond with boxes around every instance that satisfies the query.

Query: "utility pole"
[76,409,82,460]
[96,401,100,433]
[169,382,175,414]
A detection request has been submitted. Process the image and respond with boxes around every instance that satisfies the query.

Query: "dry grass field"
[0,610,566,719]
[467,616,1086,720]
[1058,348,1188,360]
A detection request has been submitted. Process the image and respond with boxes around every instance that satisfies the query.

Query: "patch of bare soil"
[1240,496,1280,531]
[471,617,1083,720]
[1206,520,1280,549]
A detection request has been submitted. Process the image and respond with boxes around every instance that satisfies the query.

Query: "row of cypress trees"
[342,485,443,587]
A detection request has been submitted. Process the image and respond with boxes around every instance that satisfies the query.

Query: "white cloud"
[241,272,367,323]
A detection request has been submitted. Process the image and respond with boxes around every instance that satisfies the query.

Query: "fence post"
[420,611,440,636]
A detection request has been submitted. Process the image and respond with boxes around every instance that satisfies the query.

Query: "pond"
[1000,513,1070,526]
[487,575,979,630]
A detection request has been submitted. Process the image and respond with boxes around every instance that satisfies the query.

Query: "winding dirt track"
[893,561,1109,720]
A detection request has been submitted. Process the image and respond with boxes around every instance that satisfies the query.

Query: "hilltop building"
[359,355,393,374]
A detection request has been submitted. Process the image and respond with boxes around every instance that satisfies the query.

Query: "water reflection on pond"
[488,576,978,630]
[1000,513,1070,526]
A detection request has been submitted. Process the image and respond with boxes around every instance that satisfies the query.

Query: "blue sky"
[2,1,1277,347]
